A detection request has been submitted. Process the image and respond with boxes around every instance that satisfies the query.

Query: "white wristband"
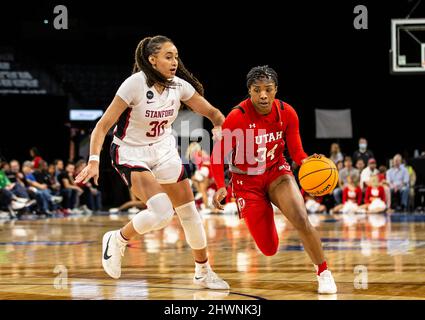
[89,155,100,162]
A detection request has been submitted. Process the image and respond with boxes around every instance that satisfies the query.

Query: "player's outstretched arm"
[184,92,225,140]
[75,95,128,185]
[284,105,309,166]
[210,109,241,210]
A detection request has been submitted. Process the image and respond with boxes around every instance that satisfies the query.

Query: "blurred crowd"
[301,138,419,215]
[1,138,423,220]
[0,147,102,218]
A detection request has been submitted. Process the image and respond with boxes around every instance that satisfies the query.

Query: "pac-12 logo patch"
[237,197,246,211]
[146,90,154,99]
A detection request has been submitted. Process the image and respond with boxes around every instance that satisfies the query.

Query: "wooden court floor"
[1,212,425,300]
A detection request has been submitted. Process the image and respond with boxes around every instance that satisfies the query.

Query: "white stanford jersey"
[113,71,195,146]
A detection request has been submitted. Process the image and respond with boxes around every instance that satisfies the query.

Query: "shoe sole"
[102,231,120,279]
[193,278,230,290]
[318,289,338,294]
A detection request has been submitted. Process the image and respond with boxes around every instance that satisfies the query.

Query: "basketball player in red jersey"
[211,66,337,294]
[75,36,228,290]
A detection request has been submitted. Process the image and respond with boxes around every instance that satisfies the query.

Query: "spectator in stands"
[336,160,343,171]
[0,173,18,216]
[186,142,216,214]
[360,175,386,214]
[377,165,387,182]
[5,160,31,199]
[0,162,33,215]
[5,160,43,214]
[54,159,64,179]
[378,164,392,211]
[47,163,62,196]
[180,144,197,180]
[355,158,366,174]
[22,161,57,215]
[330,176,362,214]
[1,161,10,173]
[302,189,327,214]
[33,160,51,186]
[386,154,410,212]
[29,147,43,169]
[360,158,379,190]
[353,137,374,166]
[5,160,19,183]
[329,143,344,165]
[33,160,63,206]
[404,159,416,211]
[57,162,83,211]
[75,160,102,213]
[109,189,147,214]
[333,156,359,205]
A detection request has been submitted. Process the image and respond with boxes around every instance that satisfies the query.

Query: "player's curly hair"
[132,35,204,96]
[246,65,278,88]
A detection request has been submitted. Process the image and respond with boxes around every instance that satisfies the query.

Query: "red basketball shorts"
[231,158,293,256]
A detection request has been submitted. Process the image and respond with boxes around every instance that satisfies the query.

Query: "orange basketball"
[298,156,339,197]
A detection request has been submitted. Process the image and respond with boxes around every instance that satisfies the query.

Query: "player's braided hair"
[132,35,204,96]
[246,65,278,88]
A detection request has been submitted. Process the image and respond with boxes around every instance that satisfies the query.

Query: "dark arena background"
[1,0,425,309]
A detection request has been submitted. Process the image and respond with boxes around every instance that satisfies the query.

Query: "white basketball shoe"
[317,270,337,294]
[193,268,230,290]
[102,230,127,279]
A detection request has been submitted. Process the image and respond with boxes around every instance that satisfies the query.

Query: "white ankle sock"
[116,230,128,244]
[195,260,211,275]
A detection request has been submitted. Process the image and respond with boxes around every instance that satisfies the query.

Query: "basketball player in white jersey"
[75,35,228,289]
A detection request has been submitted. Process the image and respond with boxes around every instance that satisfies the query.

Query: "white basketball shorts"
[110,135,187,187]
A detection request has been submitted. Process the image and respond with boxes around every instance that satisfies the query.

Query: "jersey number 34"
[255,143,278,162]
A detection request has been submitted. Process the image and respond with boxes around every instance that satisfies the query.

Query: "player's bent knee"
[175,201,207,250]
[132,193,174,234]
[148,193,174,230]
[152,211,174,230]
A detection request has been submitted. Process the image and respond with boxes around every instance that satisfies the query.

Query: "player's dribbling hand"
[213,187,227,210]
[75,162,100,185]
[301,153,325,164]
[211,126,222,141]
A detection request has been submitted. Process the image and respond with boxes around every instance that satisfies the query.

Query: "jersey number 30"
[146,120,168,137]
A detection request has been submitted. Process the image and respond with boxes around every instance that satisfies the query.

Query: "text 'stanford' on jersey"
[113,71,195,146]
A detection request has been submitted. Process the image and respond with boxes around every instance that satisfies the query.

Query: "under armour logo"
[237,180,243,185]
[249,123,256,128]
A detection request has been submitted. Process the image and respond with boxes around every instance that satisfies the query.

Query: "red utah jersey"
[342,186,363,205]
[365,186,386,204]
[211,98,307,189]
